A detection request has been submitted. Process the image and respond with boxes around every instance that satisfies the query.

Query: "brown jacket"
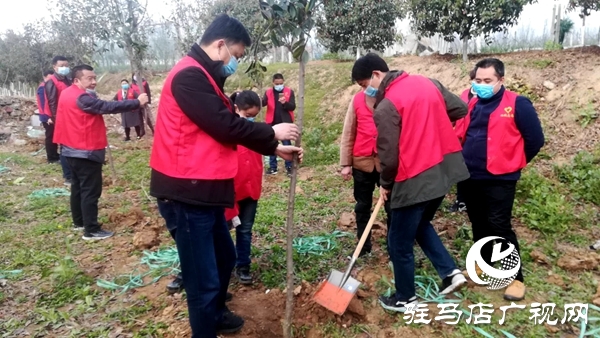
[374,71,470,209]
[339,94,380,173]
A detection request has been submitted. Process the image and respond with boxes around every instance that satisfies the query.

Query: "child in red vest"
[224,90,264,285]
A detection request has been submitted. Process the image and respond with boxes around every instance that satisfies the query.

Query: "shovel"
[313,196,384,315]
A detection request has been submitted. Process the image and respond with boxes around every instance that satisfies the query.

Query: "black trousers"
[125,126,141,139]
[66,157,103,233]
[458,179,524,282]
[42,122,59,162]
[353,168,392,251]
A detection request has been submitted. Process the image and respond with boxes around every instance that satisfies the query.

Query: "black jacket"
[150,44,279,207]
[44,75,72,119]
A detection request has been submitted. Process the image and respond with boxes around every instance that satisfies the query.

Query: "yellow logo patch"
[501,106,514,118]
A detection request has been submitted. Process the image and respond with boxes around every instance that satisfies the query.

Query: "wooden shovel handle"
[352,196,384,259]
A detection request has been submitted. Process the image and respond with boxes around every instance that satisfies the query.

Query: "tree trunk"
[581,15,586,46]
[462,38,468,62]
[282,59,305,338]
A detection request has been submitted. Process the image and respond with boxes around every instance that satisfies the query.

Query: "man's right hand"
[138,93,149,106]
[48,118,53,125]
[341,166,352,181]
[272,123,299,141]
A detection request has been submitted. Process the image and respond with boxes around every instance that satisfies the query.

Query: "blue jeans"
[269,139,292,170]
[157,199,236,338]
[235,198,258,268]
[388,196,457,301]
[59,146,72,180]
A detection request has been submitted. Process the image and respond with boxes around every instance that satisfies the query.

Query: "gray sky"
[1,0,599,38]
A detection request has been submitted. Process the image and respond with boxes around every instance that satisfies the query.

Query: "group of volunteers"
[36,11,545,337]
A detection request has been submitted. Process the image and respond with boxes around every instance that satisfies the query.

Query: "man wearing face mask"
[150,14,302,338]
[262,73,296,176]
[44,56,73,185]
[352,53,470,313]
[339,57,393,258]
[455,58,544,301]
[54,64,148,239]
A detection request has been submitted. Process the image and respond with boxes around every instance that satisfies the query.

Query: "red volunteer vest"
[454,88,472,137]
[131,81,148,93]
[455,90,526,175]
[116,88,137,100]
[150,56,237,180]
[459,88,470,103]
[42,75,69,117]
[224,146,263,221]
[265,87,294,124]
[385,73,462,182]
[53,85,108,150]
[36,82,44,114]
[352,91,378,157]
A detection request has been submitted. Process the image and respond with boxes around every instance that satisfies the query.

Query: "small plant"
[555,151,600,205]
[575,104,599,128]
[544,41,563,51]
[526,59,553,69]
[515,170,574,235]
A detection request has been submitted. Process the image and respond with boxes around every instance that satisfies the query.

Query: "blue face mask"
[246,117,255,122]
[472,81,498,99]
[221,45,238,77]
[57,67,70,76]
[364,76,378,97]
[122,84,129,90]
[274,84,284,92]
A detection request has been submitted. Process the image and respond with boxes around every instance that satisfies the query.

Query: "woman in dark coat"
[113,79,142,141]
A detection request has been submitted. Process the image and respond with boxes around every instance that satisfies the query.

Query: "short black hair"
[43,70,54,77]
[71,64,94,79]
[230,90,261,111]
[121,79,129,83]
[474,58,505,78]
[468,68,477,80]
[273,73,284,81]
[351,53,389,83]
[52,56,68,65]
[200,14,251,47]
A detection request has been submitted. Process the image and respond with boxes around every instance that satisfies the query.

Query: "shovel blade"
[313,270,361,315]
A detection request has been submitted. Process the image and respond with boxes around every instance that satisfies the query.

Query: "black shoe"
[64,179,72,186]
[226,292,233,302]
[73,224,84,231]
[448,200,460,212]
[378,294,418,313]
[458,202,467,212]
[48,160,60,164]
[166,273,183,294]
[286,167,292,177]
[216,309,244,334]
[267,168,278,175]
[236,266,253,285]
[124,137,131,141]
[440,269,467,295]
[82,229,114,240]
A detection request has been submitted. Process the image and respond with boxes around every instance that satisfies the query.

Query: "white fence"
[0,82,36,98]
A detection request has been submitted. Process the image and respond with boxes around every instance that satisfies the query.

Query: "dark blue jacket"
[37,86,49,123]
[462,86,544,181]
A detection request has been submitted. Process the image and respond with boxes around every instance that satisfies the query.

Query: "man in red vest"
[149,14,302,337]
[38,70,55,162]
[456,58,544,301]
[54,64,148,239]
[45,55,73,185]
[340,59,392,257]
[262,73,296,176]
[352,53,469,313]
